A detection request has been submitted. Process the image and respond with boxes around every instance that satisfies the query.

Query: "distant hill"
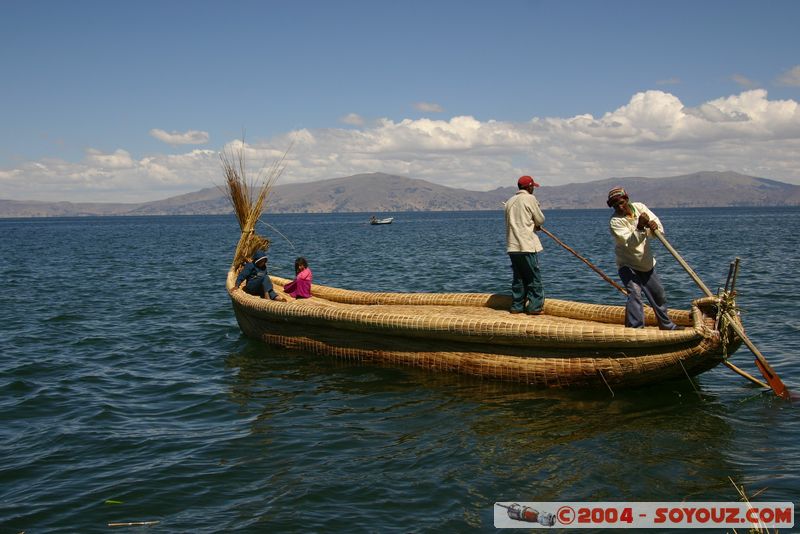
[538,171,800,209]
[130,172,509,215]
[1,171,799,217]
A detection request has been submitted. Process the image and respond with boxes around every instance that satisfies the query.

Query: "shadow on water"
[222,340,745,530]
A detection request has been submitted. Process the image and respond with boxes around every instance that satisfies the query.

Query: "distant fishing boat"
[369,216,394,225]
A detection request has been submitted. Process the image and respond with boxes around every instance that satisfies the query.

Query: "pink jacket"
[284,268,313,298]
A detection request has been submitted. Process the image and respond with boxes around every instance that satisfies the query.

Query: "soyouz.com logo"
[494,501,794,529]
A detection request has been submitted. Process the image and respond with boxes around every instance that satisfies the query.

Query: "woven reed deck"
[226,269,730,388]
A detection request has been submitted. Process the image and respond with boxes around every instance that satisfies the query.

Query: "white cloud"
[413,101,444,113]
[732,73,759,88]
[776,65,800,87]
[340,113,364,126]
[682,103,749,123]
[85,148,135,169]
[149,128,209,145]
[2,89,800,202]
[0,148,218,202]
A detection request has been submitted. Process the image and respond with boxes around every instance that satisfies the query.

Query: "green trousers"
[509,252,544,313]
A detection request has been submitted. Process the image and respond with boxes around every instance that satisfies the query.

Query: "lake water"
[1,208,798,532]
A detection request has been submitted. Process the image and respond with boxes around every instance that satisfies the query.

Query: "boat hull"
[227,271,740,389]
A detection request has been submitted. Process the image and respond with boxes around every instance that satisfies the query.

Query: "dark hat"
[517,175,540,188]
[607,187,628,207]
[253,250,268,264]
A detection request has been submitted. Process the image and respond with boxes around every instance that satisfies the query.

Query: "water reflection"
[225,341,742,516]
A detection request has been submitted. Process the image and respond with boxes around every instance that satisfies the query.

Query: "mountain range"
[2,171,799,217]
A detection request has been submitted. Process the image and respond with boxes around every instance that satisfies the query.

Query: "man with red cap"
[607,187,678,330]
[504,175,546,315]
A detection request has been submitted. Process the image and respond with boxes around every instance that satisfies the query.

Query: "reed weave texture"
[226,269,728,388]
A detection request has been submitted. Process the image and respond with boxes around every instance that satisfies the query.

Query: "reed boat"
[226,269,743,389]
[220,147,787,396]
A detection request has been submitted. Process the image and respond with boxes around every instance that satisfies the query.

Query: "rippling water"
[1,209,798,532]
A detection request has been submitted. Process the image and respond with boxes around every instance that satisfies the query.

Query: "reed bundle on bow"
[220,142,287,267]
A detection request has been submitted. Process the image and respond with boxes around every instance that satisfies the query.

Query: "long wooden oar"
[653,229,791,400]
[540,227,628,295]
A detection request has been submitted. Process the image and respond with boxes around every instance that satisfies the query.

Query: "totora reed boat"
[220,147,788,393]
[226,269,743,389]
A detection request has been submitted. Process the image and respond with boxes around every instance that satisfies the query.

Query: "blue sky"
[2,0,799,202]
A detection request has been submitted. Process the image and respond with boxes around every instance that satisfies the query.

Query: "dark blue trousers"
[618,266,676,329]
[509,252,544,313]
[244,273,277,299]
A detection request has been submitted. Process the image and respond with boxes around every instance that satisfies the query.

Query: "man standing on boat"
[505,175,546,315]
[607,187,678,330]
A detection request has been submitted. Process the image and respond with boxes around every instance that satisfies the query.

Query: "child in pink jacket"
[284,257,312,298]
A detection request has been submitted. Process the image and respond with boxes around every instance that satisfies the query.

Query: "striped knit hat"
[606,187,628,207]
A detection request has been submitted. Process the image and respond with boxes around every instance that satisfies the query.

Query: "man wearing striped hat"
[505,175,546,315]
[607,187,679,330]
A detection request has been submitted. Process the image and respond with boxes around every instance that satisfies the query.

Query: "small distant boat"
[370,217,394,225]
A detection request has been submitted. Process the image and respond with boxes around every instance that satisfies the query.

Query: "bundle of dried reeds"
[220,141,287,267]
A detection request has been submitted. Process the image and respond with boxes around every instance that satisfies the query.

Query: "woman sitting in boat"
[236,250,286,301]
[284,257,313,299]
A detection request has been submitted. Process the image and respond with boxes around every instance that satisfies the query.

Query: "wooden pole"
[730,257,741,293]
[651,230,714,297]
[724,261,735,292]
[652,230,791,400]
[726,318,790,399]
[723,360,769,389]
[540,227,628,296]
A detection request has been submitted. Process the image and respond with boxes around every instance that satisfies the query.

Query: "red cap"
[517,175,540,188]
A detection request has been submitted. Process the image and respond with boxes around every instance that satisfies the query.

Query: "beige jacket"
[609,201,663,271]
[505,190,545,253]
